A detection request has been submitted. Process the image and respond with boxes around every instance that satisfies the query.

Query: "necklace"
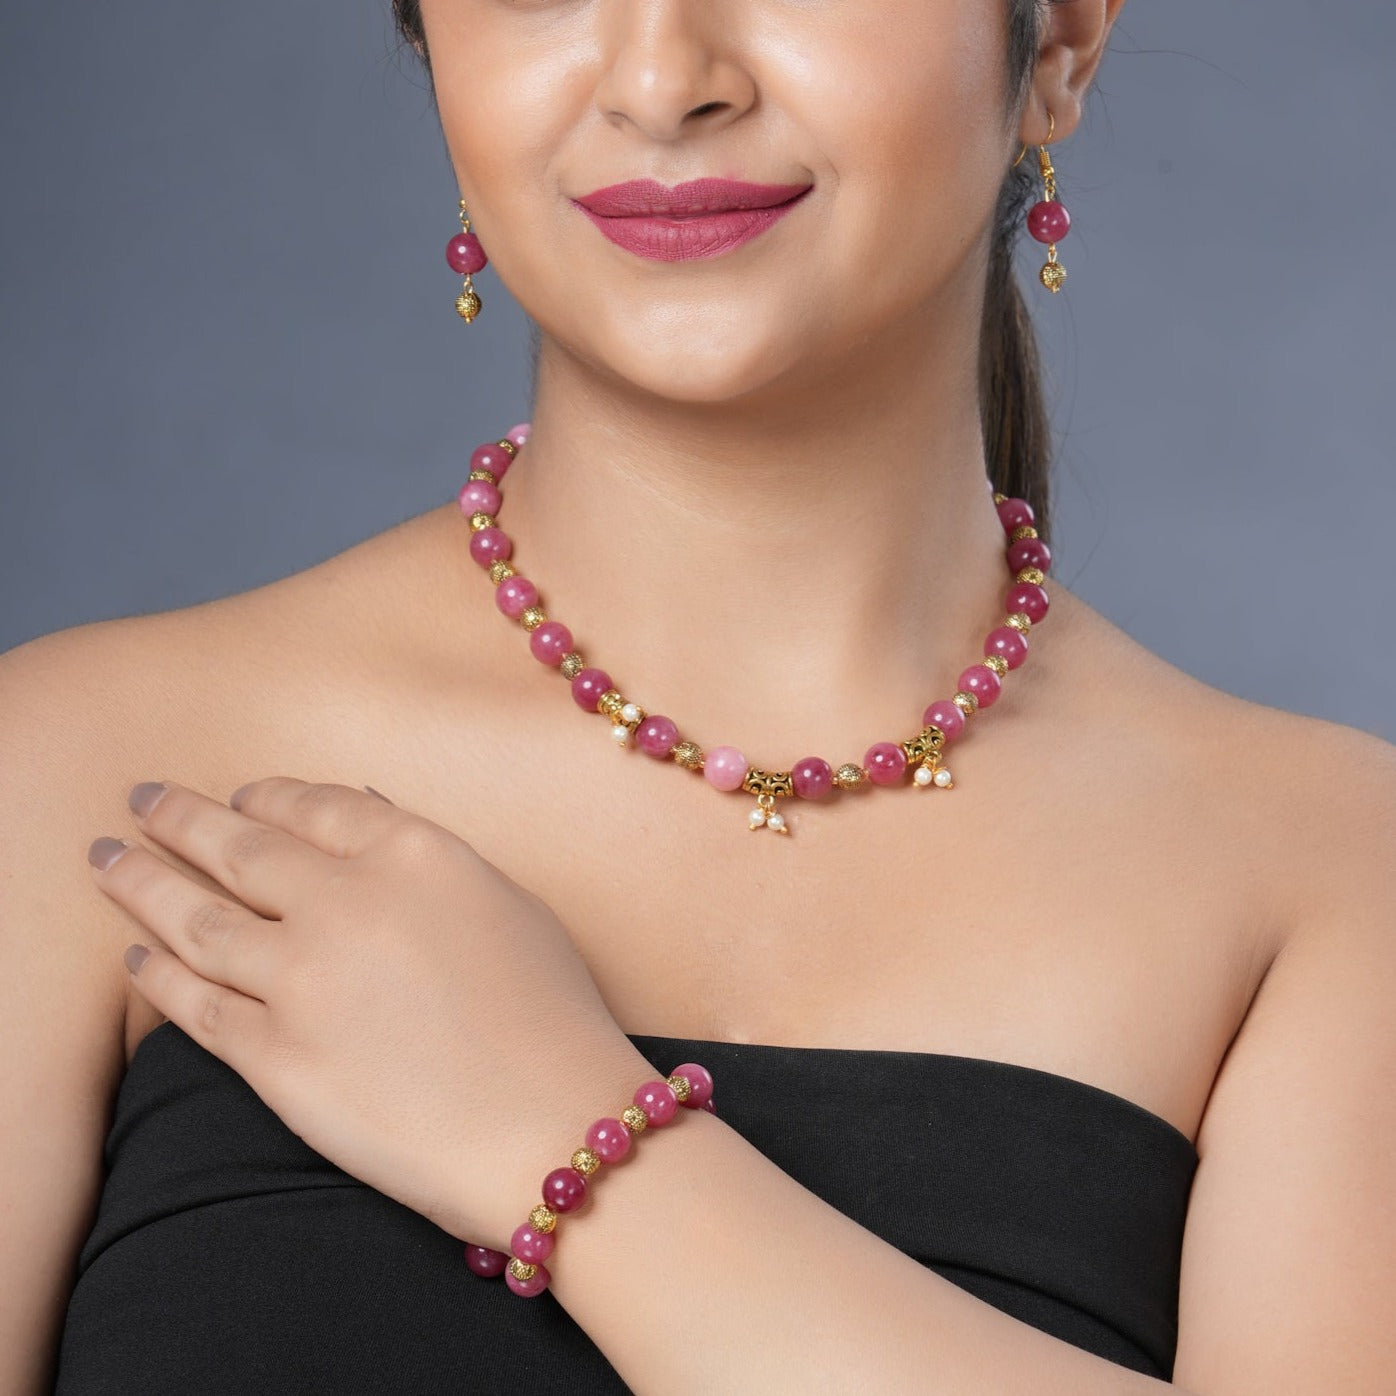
[459,424,1051,835]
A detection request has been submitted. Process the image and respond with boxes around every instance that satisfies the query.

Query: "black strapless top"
[57,1022,1198,1392]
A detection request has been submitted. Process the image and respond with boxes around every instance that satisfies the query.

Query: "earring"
[446,199,488,323]
[1013,111,1070,293]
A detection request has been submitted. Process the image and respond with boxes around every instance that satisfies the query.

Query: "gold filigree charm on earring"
[445,199,489,323]
[1014,111,1071,293]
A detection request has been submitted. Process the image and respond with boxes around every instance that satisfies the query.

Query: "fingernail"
[123,944,151,976]
[88,836,131,870]
[128,782,169,818]
[230,783,253,811]
[364,785,394,804]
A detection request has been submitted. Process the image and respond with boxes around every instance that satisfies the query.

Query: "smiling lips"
[571,177,814,261]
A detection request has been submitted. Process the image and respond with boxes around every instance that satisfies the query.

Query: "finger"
[122,938,267,1075]
[128,779,337,918]
[88,836,281,1001]
[227,777,404,858]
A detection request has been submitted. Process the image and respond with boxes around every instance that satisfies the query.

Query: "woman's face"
[418,0,1022,403]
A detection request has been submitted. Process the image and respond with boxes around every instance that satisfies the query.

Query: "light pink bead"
[504,1261,551,1298]
[496,575,539,619]
[959,664,1002,708]
[791,757,833,800]
[671,1062,714,1108]
[464,1244,507,1277]
[530,620,572,665]
[637,715,679,758]
[459,479,502,517]
[634,1080,679,1126]
[542,1166,588,1214]
[506,422,531,447]
[511,1222,555,1264]
[469,526,512,568]
[585,1116,633,1163]
[571,667,614,711]
[1007,537,1051,575]
[1006,582,1049,623]
[703,746,748,792]
[923,699,966,743]
[996,496,1035,534]
[864,741,907,786]
[471,441,514,481]
[985,626,1028,669]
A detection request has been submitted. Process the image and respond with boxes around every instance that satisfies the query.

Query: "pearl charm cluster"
[459,424,1051,833]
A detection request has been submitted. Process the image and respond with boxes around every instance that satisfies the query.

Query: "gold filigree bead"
[488,559,515,585]
[1040,260,1067,293]
[560,652,585,680]
[455,289,482,322]
[1016,566,1046,586]
[529,1204,557,1234]
[620,1105,648,1133]
[667,1073,692,1103]
[597,690,625,721]
[983,654,1009,678]
[952,691,980,716]
[833,763,867,790]
[992,492,1008,505]
[570,1146,601,1176]
[1009,524,1038,543]
[468,511,495,532]
[520,606,547,631]
[1004,612,1031,633]
[672,741,704,770]
[507,1257,537,1282]
[469,469,498,485]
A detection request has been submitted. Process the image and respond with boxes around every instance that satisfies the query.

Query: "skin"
[4,1,1394,1391]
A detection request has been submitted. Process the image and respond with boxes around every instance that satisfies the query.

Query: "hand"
[87,777,654,1254]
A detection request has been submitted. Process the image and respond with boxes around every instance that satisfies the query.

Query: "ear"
[1021,0,1130,145]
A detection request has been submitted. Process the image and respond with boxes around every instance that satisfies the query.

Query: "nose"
[592,0,757,144]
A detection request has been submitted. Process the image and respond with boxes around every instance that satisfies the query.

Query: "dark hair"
[393,0,1057,543]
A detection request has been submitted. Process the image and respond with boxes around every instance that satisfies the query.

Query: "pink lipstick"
[571,177,813,262]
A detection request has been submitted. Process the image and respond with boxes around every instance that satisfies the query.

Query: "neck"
[491,313,1015,765]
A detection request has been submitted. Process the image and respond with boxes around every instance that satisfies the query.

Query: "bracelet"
[463,1061,716,1297]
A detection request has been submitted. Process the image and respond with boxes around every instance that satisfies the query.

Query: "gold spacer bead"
[507,1257,538,1282]
[983,654,1009,678]
[667,1073,692,1103]
[992,492,1008,505]
[1016,566,1046,586]
[560,652,585,680]
[597,690,625,721]
[529,1204,557,1234]
[469,469,498,485]
[1004,612,1031,633]
[672,740,704,770]
[488,559,515,585]
[1009,524,1038,543]
[570,1146,601,1176]
[468,511,495,532]
[495,438,518,457]
[520,606,547,631]
[833,763,867,790]
[952,691,980,716]
[620,1105,648,1133]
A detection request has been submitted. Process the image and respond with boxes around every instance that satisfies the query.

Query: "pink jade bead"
[637,715,679,758]
[985,625,1028,669]
[571,667,614,711]
[542,1166,588,1214]
[672,1062,714,1108]
[634,1080,679,1127]
[923,699,966,743]
[471,441,514,481]
[469,527,511,568]
[1008,537,1052,574]
[446,232,488,275]
[1007,581,1049,623]
[585,1116,633,1163]
[792,757,833,799]
[959,664,1002,708]
[530,620,572,665]
[505,1261,551,1298]
[464,1244,507,1277]
[864,741,907,786]
[996,496,1035,533]
[458,479,501,517]
[1027,200,1071,244]
[505,422,531,447]
[511,1222,555,1264]
[703,745,748,792]
[495,575,539,619]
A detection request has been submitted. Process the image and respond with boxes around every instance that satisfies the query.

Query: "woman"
[4,0,1392,1391]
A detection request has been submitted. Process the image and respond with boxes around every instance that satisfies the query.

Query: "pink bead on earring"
[446,198,488,323]
[1013,110,1070,293]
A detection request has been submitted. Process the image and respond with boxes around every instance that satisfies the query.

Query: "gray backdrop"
[2,2,1392,740]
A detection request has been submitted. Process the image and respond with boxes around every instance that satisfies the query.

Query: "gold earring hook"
[1012,109,1055,167]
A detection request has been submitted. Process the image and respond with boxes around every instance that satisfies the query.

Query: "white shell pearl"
[933,768,953,787]
[766,812,786,832]
[620,703,641,723]
[748,808,767,828]
[611,725,631,744]
[913,765,934,787]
